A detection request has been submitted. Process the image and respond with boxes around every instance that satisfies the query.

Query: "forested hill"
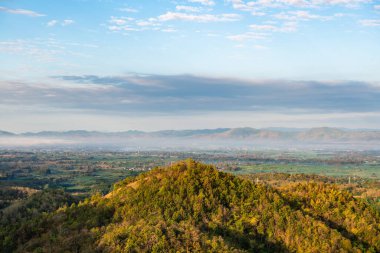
[1,160,380,252]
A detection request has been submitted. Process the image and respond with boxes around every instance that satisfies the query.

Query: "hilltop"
[1,159,379,252]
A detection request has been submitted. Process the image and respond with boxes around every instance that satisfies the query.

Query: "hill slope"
[1,160,379,252]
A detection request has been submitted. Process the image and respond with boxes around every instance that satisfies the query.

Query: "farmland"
[1,150,379,203]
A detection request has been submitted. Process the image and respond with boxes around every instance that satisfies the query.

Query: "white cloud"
[2,76,380,132]
[228,0,256,11]
[109,16,135,25]
[318,0,370,6]
[0,39,61,62]
[158,12,241,22]
[282,22,298,32]
[274,11,330,21]
[108,25,139,32]
[47,20,58,27]
[228,21,297,42]
[176,5,202,12]
[119,7,138,13]
[136,20,160,27]
[250,24,278,31]
[250,22,298,32]
[0,6,45,17]
[227,32,268,41]
[374,5,380,10]
[252,12,266,16]
[228,0,370,10]
[188,0,215,6]
[62,19,75,26]
[47,19,76,27]
[108,16,163,31]
[359,19,380,27]
[161,28,178,33]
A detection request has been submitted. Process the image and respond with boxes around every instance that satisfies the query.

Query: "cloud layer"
[0,6,44,17]
[1,75,379,114]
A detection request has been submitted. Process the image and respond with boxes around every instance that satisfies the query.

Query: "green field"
[234,163,380,179]
[1,150,379,200]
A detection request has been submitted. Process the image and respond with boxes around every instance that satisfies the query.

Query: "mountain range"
[1,127,380,150]
[1,127,380,140]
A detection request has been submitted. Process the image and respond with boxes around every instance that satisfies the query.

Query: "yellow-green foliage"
[1,159,380,252]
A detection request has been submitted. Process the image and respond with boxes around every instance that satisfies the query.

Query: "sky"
[0,0,380,132]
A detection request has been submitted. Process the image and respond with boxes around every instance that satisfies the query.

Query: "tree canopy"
[1,159,379,252]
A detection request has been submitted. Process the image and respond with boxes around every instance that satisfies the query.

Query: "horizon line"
[3,126,380,135]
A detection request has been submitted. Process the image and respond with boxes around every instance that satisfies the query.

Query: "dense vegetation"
[0,189,77,252]
[1,159,379,252]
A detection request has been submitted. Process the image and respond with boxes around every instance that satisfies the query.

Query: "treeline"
[1,159,379,252]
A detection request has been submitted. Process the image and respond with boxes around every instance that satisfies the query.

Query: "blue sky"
[0,0,380,132]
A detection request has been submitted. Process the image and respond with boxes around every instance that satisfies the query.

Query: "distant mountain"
[0,131,15,136]
[208,128,293,139]
[149,128,230,138]
[1,127,380,150]
[296,127,347,141]
[22,130,102,137]
[215,127,260,138]
[21,130,146,138]
[2,160,379,252]
[296,127,380,141]
[2,127,380,141]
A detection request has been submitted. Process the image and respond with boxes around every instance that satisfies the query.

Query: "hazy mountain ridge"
[0,131,15,136]
[1,127,380,150]
[3,127,380,141]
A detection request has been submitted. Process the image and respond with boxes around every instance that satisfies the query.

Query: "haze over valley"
[1,127,380,151]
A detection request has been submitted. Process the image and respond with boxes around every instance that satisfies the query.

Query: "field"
[1,150,379,209]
